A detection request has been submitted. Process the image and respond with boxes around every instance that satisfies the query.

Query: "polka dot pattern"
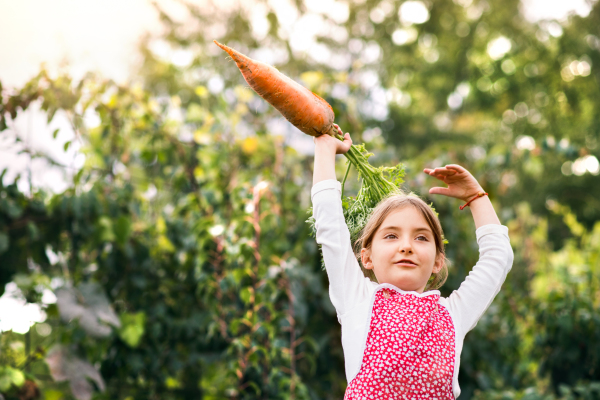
[344,289,455,399]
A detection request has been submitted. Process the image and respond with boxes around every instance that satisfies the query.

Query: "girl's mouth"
[394,259,417,267]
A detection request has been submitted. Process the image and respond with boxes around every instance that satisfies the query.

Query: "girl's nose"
[399,241,413,254]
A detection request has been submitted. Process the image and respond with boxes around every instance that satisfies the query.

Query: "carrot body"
[214,40,337,137]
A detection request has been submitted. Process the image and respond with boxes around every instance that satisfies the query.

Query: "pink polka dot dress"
[344,288,455,399]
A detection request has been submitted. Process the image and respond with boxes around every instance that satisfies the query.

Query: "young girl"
[311,126,514,399]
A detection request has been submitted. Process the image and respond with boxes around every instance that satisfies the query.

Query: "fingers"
[344,132,353,144]
[444,164,467,173]
[333,123,343,136]
[424,165,466,173]
[424,167,456,178]
[332,124,353,147]
[338,133,353,154]
[338,126,351,141]
[429,187,453,196]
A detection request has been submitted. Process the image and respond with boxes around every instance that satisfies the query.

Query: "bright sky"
[0,0,194,88]
[0,0,595,334]
[0,0,195,196]
[520,0,594,22]
[0,0,593,88]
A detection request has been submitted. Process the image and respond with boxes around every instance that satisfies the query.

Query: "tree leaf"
[46,345,105,400]
[114,215,132,245]
[55,282,120,337]
[0,367,25,392]
[118,312,146,348]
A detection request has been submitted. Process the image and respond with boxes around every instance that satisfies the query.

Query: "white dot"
[208,76,224,94]
[456,82,470,98]
[399,1,430,25]
[171,49,194,68]
[487,36,512,60]
[516,135,535,151]
[584,155,600,175]
[572,157,587,176]
[578,61,591,76]
[547,21,563,38]
[447,92,463,109]
[392,28,418,45]
[209,224,225,236]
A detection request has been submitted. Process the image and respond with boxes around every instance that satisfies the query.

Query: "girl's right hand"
[314,124,352,155]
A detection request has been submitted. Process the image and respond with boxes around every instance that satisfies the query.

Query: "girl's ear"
[361,248,374,270]
[433,254,445,274]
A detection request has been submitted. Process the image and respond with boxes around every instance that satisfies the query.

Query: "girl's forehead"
[380,206,430,227]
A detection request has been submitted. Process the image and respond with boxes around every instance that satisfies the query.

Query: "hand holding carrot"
[314,124,352,155]
[423,164,484,202]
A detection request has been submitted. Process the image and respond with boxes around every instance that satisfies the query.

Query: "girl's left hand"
[423,164,484,202]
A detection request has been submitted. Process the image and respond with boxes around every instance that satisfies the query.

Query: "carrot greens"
[307,135,405,263]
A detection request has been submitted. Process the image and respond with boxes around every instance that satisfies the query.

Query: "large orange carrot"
[214,40,337,137]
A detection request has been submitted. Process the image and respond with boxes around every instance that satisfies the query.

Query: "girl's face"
[361,206,443,293]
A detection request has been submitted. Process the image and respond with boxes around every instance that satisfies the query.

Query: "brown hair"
[353,193,448,291]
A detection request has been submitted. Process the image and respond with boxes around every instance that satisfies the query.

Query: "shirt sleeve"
[311,179,374,318]
[442,224,514,337]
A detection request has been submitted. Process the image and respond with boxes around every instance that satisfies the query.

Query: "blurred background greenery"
[1,0,599,398]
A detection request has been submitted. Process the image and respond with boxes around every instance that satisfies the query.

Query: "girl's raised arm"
[312,125,352,185]
[311,126,374,318]
[424,165,514,336]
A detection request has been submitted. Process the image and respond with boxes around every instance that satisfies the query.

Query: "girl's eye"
[384,234,428,240]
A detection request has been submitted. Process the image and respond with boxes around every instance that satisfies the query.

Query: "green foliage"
[0,367,25,392]
[471,381,600,400]
[339,142,405,243]
[118,312,146,348]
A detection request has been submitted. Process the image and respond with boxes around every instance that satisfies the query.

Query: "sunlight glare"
[487,36,512,60]
[398,1,430,26]
[0,283,48,334]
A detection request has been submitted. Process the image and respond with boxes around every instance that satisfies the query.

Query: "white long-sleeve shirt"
[311,179,514,398]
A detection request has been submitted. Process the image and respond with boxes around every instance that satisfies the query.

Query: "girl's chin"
[381,276,426,292]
